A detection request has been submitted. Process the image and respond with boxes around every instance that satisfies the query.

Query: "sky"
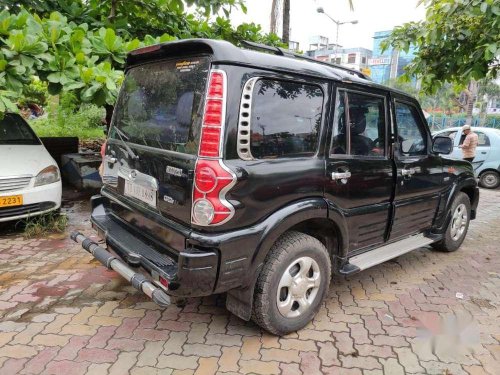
[229,0,427,52]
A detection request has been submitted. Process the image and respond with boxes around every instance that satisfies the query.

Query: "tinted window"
[331,90,386,157]
[250,79,323,159]
[0,114,40,145]
[348,54,356,64]
[395,102,427,155]
[111,57,210,154]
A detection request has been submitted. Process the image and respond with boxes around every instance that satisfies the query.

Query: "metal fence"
[427,115,500,132]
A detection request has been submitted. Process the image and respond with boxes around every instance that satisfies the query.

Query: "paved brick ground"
[0,189,499,375]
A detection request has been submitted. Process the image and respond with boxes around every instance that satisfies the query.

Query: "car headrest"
[349,108,367,135]
[176,91,194,126]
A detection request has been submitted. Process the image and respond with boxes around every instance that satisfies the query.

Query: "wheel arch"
[434,176,479,234]
[225,197,346,321]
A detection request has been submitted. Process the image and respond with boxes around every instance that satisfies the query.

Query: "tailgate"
[103,55,210,226]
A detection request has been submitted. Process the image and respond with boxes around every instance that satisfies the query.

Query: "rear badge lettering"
[175,60,200,73]
[166,166,183,177]
[163,195,176,204]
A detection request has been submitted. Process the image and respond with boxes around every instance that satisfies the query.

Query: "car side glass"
[476,132,490,146]
[331,91,347,155]
[394,102,427,156]
[348,92,386,157]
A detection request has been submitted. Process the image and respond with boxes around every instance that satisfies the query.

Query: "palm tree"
[271,0,354,44]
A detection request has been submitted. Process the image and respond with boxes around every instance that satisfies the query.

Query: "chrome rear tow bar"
[70,231,170,308]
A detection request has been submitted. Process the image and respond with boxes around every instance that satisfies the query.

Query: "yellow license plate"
[0,195,23,208]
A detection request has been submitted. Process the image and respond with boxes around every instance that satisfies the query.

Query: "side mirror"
[432,136,453,154]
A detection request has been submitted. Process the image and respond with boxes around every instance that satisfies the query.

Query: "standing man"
[459,125,478,162]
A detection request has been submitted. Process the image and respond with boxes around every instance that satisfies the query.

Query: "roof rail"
[241,40,370,80]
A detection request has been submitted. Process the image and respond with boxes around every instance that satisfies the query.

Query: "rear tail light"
[192,70,236,226]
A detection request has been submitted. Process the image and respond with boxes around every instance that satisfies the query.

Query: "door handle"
[332,171,351,180]
[401,168,415,177]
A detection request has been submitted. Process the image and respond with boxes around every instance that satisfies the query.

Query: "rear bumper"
[90,195,222,298]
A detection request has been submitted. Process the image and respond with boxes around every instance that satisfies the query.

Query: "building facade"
[306,36,372,73]
[369,30,417,84]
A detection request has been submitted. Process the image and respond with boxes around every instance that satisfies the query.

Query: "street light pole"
[317,7,358,64]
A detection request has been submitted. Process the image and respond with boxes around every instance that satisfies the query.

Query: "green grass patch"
[22,212,68,239]
[29,101,106,140]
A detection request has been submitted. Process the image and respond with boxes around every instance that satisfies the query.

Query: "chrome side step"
[347,233,435,271]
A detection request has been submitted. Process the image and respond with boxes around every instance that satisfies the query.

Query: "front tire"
[252,231,331,335]
[479,171,500,189]
[432,192,471,252]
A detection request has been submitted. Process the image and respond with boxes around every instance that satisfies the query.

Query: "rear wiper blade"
[112,126,139,160]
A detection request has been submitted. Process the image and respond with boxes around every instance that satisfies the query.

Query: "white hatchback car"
[0,113,62,222]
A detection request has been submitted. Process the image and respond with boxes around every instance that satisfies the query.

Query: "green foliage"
[0,5,284,118]
[30,100,106,139]
[22,211,67,238]
[5,0,247,39]
[18,77,48,107]
[383,0,500,93]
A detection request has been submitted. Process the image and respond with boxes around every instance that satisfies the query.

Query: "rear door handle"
[332,171,351,180]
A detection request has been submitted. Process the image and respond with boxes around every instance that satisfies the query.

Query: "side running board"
[341,233,435,275]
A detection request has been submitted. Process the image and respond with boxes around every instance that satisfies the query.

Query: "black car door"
[324,85,393,252]
[390,96,443,240]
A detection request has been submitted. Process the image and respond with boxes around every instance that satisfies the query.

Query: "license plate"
[124,180,157,208]
[0,195,23,208]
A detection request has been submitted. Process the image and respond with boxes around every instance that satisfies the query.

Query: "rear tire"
[432,192,471,252]
[252,231,331,335]
[479,171,500,189]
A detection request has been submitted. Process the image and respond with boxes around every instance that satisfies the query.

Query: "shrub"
[30,101,106,140]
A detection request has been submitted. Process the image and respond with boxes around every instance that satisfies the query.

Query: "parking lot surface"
[0,189,499,375]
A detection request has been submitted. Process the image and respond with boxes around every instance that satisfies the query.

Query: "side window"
[331,90,386,157]
[476,132,490,146]
[250,79,323,159]
[394,102,427,156]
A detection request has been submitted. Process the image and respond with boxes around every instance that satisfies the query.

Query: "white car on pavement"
[0,113,62,222]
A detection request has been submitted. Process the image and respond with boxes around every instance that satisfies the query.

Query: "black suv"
[72,39,479,335]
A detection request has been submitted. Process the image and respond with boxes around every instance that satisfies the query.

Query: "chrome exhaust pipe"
[70,231,170,307]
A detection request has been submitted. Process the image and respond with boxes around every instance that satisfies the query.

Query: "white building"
[306,36,372,73]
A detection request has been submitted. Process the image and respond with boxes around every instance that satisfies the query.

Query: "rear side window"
[331,90,386,157]
[250,79,323,159]
[111,56,210,154]
[476,132,490,146]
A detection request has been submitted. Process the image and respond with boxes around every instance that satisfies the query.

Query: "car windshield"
[110,56,210,154]
[0,113,40,145]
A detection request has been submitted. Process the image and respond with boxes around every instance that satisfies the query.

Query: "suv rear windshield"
[0,113,40,145]
[111,56,210,154]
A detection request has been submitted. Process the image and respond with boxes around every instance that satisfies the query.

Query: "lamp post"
[317,7,358,64]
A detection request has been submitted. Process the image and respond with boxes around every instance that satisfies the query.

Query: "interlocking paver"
[0,188,499,374]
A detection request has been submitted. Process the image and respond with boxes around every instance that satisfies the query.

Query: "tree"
[0,5,283,119]
[270,0,354,45]
[384,0,500,93]
[2,0,247,39]
[282,0,290,44]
